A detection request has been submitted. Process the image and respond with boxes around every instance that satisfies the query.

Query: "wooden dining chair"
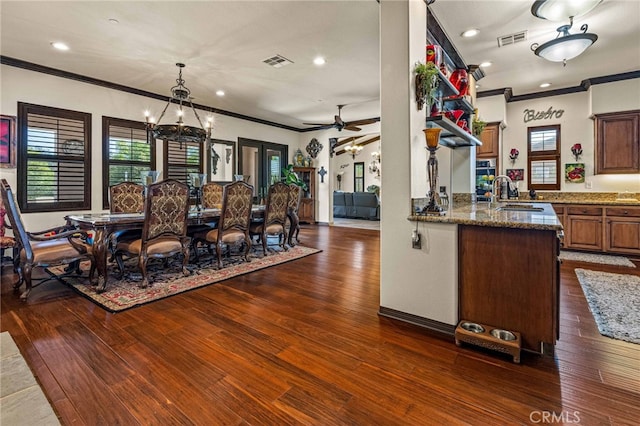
[109,181,145,213]
[191,181,253,268]
[201,182,223,209]
[286,184,302,247]
[0,198,18,269]
[250,182,289,255]
[113,179,190,288]
[0,179,94,301]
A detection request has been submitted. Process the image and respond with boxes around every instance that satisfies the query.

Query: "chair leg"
[114,252,126,279]
[243,235,251,263]
[261,229,268,256]
[181,241,190,277]
[216,241,223,269]
[20,263,33,301]
[139,253,149,288]
[89,260,96,283]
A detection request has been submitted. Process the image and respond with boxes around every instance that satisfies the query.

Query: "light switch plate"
[585,181,593,189]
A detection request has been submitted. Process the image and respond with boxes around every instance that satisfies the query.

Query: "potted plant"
[472,117,487,137]
[414,61,439,112]
[282,164,307,191]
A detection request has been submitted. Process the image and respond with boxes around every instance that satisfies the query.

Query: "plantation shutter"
[17,103,91,212]
[164,141,202,183]
[103,117,155,208]
[528,124,560,190]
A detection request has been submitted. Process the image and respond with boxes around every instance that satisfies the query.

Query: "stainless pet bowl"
[490,329,517,341]
[460,322,485,333]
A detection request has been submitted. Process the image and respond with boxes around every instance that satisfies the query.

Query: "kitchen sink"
[496,203,545,212]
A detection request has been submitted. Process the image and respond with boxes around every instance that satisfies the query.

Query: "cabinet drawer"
[552,205,565,214]
[567,206,602,216]
[606,207,640,218]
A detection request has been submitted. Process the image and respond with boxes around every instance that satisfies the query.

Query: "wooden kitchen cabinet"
[565,206,603,251]
[605,207,640,255]
[293,167,315,223]
[595,110,640,174]
[477,122,500,159]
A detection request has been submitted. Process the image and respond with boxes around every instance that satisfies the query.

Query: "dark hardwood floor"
[1,225,639,425]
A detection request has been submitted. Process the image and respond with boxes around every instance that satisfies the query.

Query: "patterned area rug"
[575,268,640,344]
[559,250,636,268]
[54,245,321,312]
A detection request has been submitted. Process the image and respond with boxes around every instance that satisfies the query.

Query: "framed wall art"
[0,115,17,168]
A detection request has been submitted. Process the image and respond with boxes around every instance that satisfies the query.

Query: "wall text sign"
[523,107,564,123]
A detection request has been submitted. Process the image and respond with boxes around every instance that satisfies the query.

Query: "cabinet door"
[595,111,640,174]
[477,122,500,158]
[606,218,640,255]
[566,215,603,251]
[298,199,315,223]
[552,205,566,248]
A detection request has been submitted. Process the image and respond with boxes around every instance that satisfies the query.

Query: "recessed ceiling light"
[313,56,326,66]
[475,84,481,89]
[216,90,225,97]
[461,28,479,38]
[540,82,551,88]
[479,61,492,68]
[51,41,69,51]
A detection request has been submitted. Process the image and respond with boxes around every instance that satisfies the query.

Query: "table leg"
[287,212,300,247]
[92,228,109,293]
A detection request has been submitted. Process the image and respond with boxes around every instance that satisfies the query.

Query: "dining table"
[65,206,265,293]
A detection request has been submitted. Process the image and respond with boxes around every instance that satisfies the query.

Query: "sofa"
[333,191,380,220]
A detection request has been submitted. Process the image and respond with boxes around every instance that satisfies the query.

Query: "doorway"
[238,138,288,200]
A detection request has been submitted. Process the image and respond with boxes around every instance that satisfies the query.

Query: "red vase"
[426,44,442,65]
[449,69,469,96]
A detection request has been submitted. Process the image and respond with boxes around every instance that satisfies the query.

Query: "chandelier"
[344,144,363,159]
[531,17,597,65]
[145,63,212,144]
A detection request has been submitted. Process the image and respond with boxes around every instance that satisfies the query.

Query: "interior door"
[238,138,288,200]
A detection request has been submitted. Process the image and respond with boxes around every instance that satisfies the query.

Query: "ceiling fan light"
[534,32,597,62]
[531,0,602,21]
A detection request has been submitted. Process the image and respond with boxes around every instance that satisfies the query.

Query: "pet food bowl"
[460,322,485,333]
[490,329,517,341]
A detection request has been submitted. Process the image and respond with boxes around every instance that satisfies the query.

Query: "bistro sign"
[523,107,564,123]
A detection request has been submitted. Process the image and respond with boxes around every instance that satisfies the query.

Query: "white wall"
[477,79,640,193]
[0,65,300,230]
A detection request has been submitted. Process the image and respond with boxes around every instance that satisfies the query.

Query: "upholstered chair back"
[218,181,253,233]
[142,179,189,241]
[0,179,31,260]
[287,184,302,213]
[202,182,224,209]
[264,182,289,226]
[110,181,144,213]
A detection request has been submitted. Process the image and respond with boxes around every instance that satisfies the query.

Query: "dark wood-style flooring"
[1,225,639,425]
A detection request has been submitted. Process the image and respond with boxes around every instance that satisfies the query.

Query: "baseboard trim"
[378,307,456,335]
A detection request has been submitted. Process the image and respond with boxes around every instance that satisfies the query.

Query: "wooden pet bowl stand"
[455,320,522,363]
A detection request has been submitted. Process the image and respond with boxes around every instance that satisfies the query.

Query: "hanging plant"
[414,61,439,111]
[472,118,487,137]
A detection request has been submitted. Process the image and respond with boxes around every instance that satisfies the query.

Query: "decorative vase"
[423,128,442,149]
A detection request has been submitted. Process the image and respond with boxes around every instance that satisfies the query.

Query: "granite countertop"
[518,198,640,206]
[408,202,563,231]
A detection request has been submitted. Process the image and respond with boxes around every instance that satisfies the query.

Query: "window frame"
[527,124,561,191]
[102,116,156,209]
[17,102,92,213]
[354,161,365,192]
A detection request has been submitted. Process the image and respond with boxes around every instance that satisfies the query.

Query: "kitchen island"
[380,201,562,355]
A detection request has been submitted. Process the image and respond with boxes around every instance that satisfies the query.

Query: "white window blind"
[165,141,201,183]
[530,160,557,185]
[529,128,558,152]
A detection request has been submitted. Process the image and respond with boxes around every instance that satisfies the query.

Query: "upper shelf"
[426,115,483,148]
[442,96,474,114]
[436,69,459,99]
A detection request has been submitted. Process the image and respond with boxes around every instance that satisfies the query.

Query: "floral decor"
[506,168,524,181]
[565,163,585,183]
[509,148,519,165]
[571,143,583,161]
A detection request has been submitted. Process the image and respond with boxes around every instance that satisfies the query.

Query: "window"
[17,102,91,212]
[528,125,560,190]
[354,162,365,192]
[163,141,202,183]
[102,117,155,208]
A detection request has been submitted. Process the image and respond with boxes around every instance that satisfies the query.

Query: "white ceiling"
[1,1,639,131]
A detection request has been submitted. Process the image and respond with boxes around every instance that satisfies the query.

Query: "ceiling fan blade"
[347,118,380,126]
[344,125,362,132]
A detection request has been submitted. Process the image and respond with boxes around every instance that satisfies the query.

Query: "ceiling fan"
[303,104,379,131]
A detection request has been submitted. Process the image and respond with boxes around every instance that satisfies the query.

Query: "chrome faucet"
[492,175,513,204]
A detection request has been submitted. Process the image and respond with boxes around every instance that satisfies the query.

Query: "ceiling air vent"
[497,30,527,47]
[263,54,294,68]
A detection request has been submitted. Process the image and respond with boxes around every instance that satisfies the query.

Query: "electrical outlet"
[412,230,422,249]
[585,181,593,189]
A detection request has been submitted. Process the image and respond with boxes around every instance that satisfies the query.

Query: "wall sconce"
[369,151,381,178]
[509,148,519,165]
[344,144,363,159]
[571,143,583,161]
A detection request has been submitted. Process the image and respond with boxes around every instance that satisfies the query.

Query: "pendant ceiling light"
[145,63,212,144]
[531,0,602,21]
[531,17,598,65]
